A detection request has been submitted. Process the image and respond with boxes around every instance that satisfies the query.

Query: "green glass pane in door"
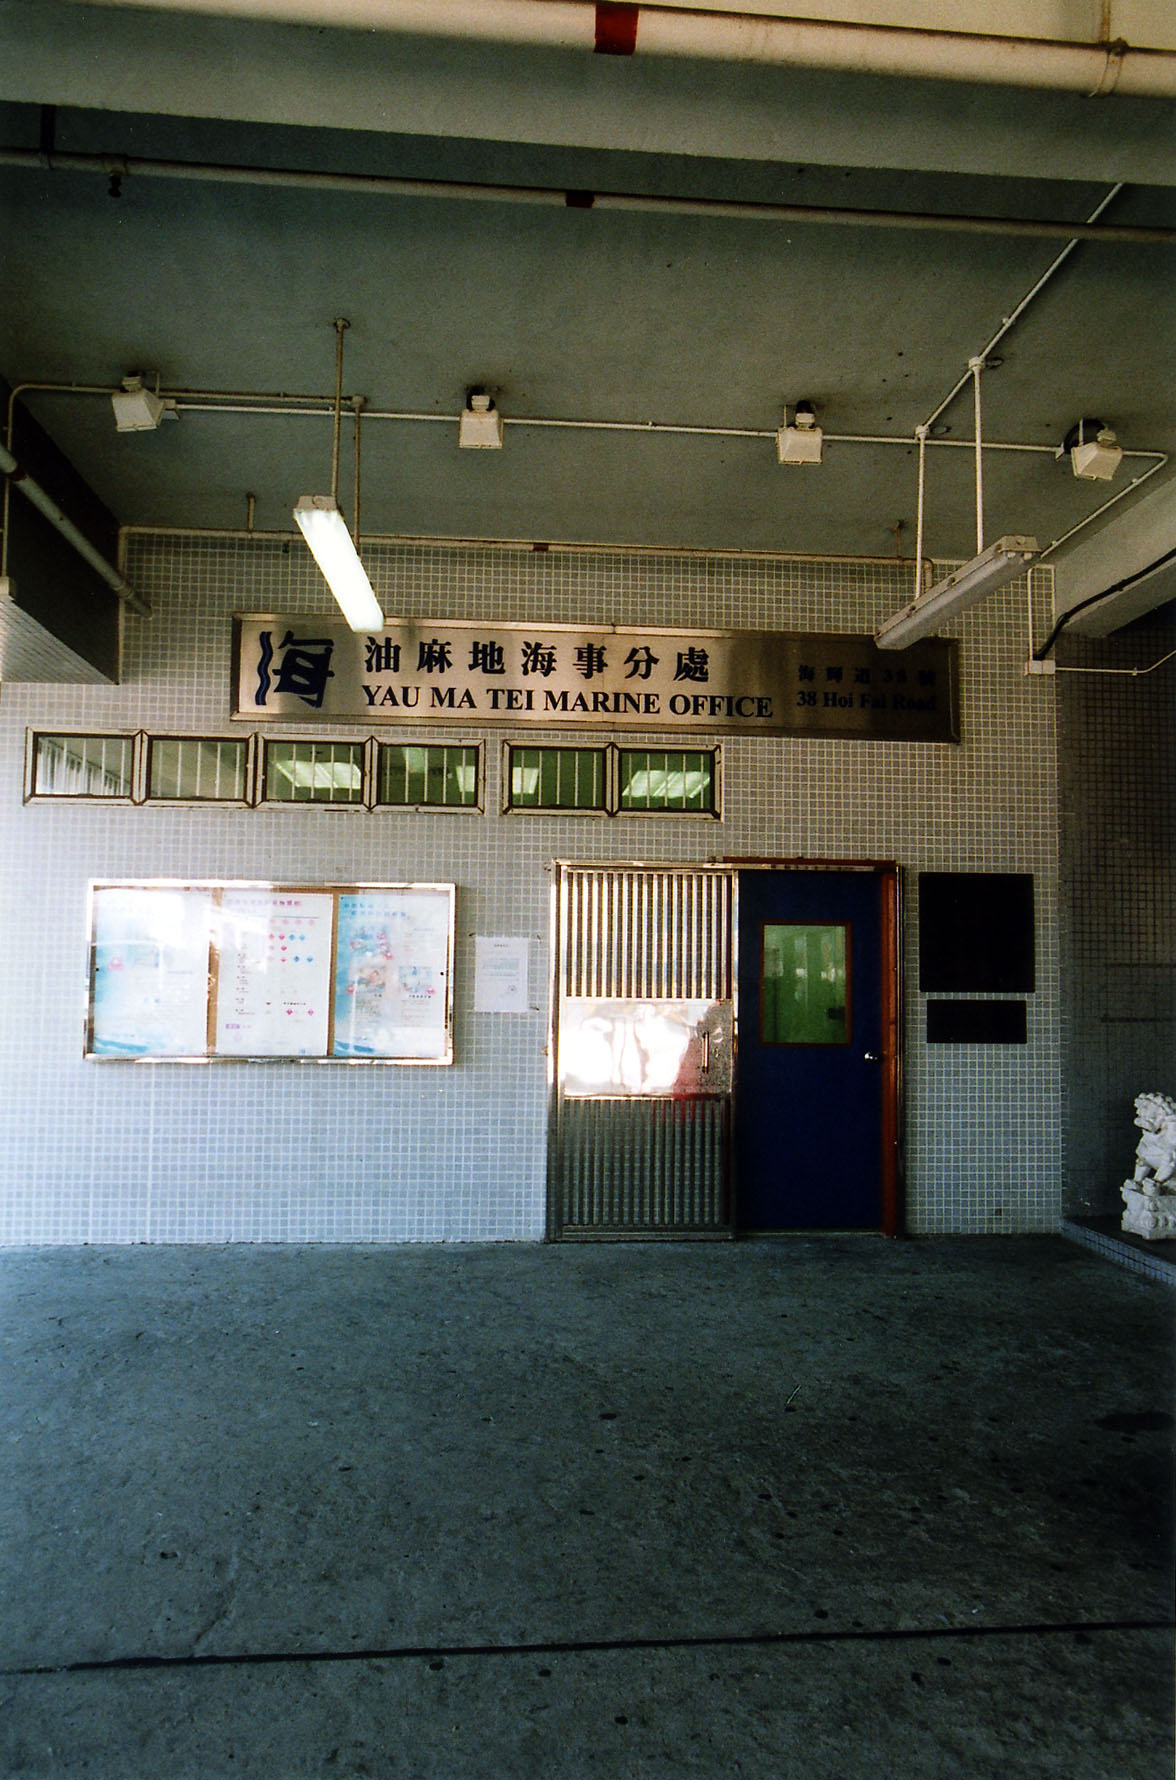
[760,923,849,1045]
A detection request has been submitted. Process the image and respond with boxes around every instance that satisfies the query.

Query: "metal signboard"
[233,616,959,743]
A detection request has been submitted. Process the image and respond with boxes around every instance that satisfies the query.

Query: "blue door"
[734,868,897,1232]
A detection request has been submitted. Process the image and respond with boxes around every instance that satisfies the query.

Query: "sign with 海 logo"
[232,616,959,743]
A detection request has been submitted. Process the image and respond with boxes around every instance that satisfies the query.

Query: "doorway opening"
[547,861,901,1239]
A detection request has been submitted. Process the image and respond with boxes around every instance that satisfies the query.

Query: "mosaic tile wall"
[1056,609,1176,1217]
[0,536,1062,1242]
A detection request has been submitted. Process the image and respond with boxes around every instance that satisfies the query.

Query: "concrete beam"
[1053,470,1176,634]
[3,1,1176,184]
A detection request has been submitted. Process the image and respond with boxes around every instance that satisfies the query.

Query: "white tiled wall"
[0,536,1061,1241]
[1056,610,1176,1216]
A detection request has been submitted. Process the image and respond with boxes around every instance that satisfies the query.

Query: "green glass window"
[377,743,480,808]
[31,733,135,798]
[508,746,605,811]
[618,748,715,813]
[264,740,365,804]
[148,737,249,802]
[761,923,849,1045]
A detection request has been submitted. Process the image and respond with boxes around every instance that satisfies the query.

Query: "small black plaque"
[926,1000,1028,1044]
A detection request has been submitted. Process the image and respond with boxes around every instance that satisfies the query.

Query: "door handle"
[863,1051,881,1062]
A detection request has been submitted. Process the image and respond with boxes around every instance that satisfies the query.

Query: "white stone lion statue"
[1121,1091,1176,1240]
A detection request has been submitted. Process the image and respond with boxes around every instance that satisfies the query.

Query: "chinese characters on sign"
[236,618,958,743]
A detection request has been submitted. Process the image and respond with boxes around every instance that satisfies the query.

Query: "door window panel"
[760,923,849,1045]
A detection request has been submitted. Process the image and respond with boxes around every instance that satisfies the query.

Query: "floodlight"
[1062,419,1123,482]
[111,375,170,432]
[776,400,823,465]
[459,389,504,449]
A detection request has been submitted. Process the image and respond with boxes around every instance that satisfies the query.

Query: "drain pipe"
[0,439,151,617]
[71,0,1176,98]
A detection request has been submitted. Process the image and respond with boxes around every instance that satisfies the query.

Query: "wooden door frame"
[726,858,904,1238]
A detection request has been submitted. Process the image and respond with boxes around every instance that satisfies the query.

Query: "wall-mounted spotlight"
[1061,418,1123,481]
[459,389,504,449]
[776,401,823,465]
[111,374,176,432]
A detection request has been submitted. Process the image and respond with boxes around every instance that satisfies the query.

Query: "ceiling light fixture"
[876,356,1038,650]
[293,495,382,633]
[292,318,383,633]
[111,374,174,432]
[1061,417,1123,481]
[776,400,823,465]
[459,388,504,449]
[874,535,1041,648]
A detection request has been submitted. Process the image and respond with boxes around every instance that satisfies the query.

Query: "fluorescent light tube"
[293,495,384,633]
[874,535,1039,650]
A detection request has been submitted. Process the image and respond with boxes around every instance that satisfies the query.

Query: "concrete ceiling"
[2,0,1175,605]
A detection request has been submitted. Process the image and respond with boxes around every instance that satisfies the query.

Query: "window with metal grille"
[148,737,250,802]
[376,743,480,809]
[618,748,715,814]
[29,733,136,799]
[507,746,606,811]
[263,739,365,804]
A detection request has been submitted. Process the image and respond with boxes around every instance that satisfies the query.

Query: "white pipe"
[60,0,1176,97]
[11,379,1166,574]
[6,149,1171,247]
[913,425,927,603]
[116,521,909,567]
[19,377,1169,464]
[1053,650,1176,676]
[920,185,1126,438]
[0,438,150,615]
[1039,455,1171,559]
[912,181,1138,571]
[970,356,985,555]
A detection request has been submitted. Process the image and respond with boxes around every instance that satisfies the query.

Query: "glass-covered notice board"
[85,881,455,1063]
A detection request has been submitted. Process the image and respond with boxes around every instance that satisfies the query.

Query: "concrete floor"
[1,1237,1172,1779]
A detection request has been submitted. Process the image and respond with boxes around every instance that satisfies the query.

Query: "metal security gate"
[548,863,734,1238]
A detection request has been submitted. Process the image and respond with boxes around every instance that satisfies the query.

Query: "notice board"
[86,881,455,1063]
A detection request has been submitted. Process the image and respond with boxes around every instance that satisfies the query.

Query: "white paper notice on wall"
[474,936,530,1013]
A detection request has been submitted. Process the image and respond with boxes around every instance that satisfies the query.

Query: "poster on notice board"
[86,881,455,1064]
